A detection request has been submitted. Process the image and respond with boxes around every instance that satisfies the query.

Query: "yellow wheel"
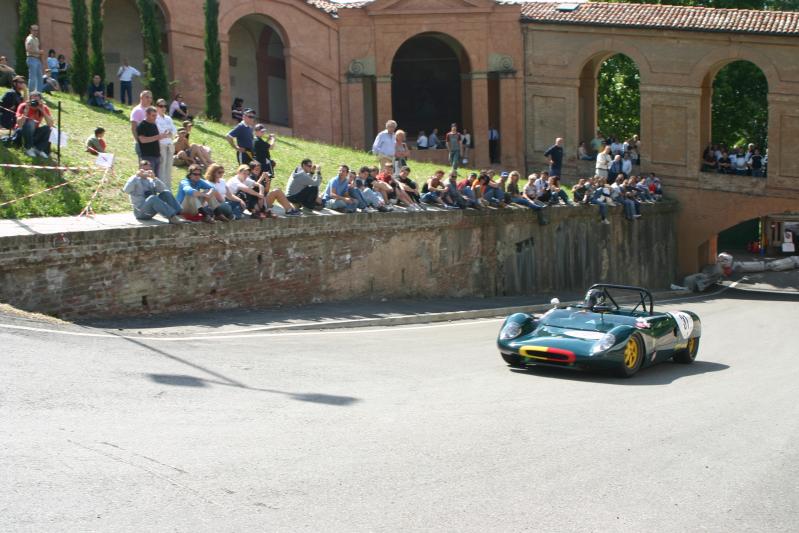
[617,335,644,377]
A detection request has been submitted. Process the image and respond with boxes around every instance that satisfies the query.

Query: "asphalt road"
[2,290,798,532]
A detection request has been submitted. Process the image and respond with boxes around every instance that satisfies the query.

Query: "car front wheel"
[616,334,644,377]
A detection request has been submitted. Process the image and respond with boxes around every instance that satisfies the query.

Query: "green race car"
[497,284,701,377]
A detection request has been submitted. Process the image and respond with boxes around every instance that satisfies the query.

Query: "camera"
[29,100,39,107]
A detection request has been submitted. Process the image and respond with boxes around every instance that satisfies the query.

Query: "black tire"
[501,352,525,368]
[616,334,644,378]
[673,336,700,364]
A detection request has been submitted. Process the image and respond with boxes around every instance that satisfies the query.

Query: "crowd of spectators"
[702,143,766,177]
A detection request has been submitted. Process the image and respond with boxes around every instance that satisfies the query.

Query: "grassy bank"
[1,93,483,219]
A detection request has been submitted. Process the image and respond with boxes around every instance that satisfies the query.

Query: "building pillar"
[470,73,490,169]
[375,74,393,129]
[345,77,365,150]
[219,37,231,123]
[499,73,521,169]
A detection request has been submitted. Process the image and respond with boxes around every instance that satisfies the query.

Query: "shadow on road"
[510,360,729,385]
[118,335,360,407]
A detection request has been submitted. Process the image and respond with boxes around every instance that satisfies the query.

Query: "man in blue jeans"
[122,160,183,223]
[24,25,43,93]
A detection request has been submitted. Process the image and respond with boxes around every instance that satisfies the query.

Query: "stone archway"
[228,15,290,126]
[390,32,472,141]
[0,0,18,64]
[102,0,171,99]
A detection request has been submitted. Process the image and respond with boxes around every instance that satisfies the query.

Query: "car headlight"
[591,333,616,354]
[500,322,523,340]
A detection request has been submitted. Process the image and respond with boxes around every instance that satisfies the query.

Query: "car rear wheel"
[673,336,700,364]
[501,353,525,368]
[616,335,644,377]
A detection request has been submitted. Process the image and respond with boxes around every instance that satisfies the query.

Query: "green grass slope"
[1,93,483,219]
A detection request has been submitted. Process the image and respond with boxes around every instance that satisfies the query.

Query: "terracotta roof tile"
[520,2,799,36]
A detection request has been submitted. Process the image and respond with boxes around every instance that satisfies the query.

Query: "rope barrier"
[0,171,98,208]
[0,163,92,171]
[77,167,113,218]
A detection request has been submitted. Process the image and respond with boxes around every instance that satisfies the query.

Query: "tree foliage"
[70,0,90,99]
[597,54,640,141]
[712,61,769,148]
[136,0,170,101]
[204,0,222,120]
[15,0,38,78]
[89,0,105,81]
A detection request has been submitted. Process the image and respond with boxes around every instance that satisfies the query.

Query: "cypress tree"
[15,0,39,79]
[137,0,170,101]
[204,0,222,120]
[70,0,90,98]
[89,0,105,81]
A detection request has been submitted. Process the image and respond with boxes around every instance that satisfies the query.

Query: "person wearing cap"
[253,124,276,174]
[1,76,26,131]
[0,56,18,88]
[445,123,462,170]
[16,91,53,158]
[226,109,257,164]
[371,119,397,169]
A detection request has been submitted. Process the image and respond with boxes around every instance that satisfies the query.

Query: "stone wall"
[0,205,677,319]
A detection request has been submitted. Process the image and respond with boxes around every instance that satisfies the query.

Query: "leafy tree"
[89,0,105,81]
[136,0,170,101]
[204,0,222,120]
[597,54,640,141]
[712,61,769,148]
[15,0,38,78]
[70,0,90,98]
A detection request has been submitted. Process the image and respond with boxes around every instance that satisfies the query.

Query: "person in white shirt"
[595,145,612,179]
[416,130,428,150]
[117,58,141,105]
[155,98,177,190]
[372,119,397,169]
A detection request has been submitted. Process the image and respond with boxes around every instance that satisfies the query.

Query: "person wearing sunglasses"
[176,164,218,223]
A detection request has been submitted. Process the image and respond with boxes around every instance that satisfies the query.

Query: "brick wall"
[0,205,678,319]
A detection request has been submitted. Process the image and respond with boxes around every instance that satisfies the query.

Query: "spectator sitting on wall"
[702,144,718,172]
[507,171,543,211]
[428,128,440,149]
[231,97,244,122]
[351,166,388,212]
[377,162,419,210]
[749,148,764,177]
[620,177,643,221]
[1,76,25,132]
[443,170,470,209]
[578,142,593,161]
[176,163,218,223]
[416,130,428,150]
[227,163,268,219]
[523,173,542,208]
[86,127,107,155]
[538,175,574,206]
[531,171,547,200]
[87,75,119,112]
[421,170,449,207]
[286,158,324,210]
[632,175,656,203]
[122,160,183,224]
[248,160,300,217]
[479,171,507,207]
[169,93,191,121]
[323,164,359,213]
[253,124,276,174]
[16,91,53,159]
[457,172,481,209]
[370,162,395,204]
[205,164,245,219]
[397,166,421,204]
[0,56,17,88]
[572,178,590,204]
[717,150,732,174]
[590,176,613,225]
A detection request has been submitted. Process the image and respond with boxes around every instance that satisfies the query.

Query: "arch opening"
[228,15,289,126]
[700,60,769,176]
[0,0,18,65]
[578,53,640,158]
[391,33,471,142]
[102,0,171,98]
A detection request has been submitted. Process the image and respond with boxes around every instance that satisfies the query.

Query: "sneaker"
[36,149,50,159]
[284,209,302,217]
[634,214,642,219]
[168,215,184,224]
[25,148,37,158]
[601,219,611,225]
[377,205,390,213]
[215,213,230,222]
[202,216,216,224]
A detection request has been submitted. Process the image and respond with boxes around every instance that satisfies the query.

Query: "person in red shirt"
[16,90,53,158]
[375,161,417,209]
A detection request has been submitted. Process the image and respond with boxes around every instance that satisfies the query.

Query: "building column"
[219,37,231,123]
[470,73,490,169]
[345,78,365,150]
[375,74,392,129]
[499,73,521,169]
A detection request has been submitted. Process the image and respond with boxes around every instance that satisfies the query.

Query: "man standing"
[122,160,182,223]
[116,59,141,105]
[0,56,17,88]
[1,76,25,131]
[488,126,500,163]
[372,119,397,169]
[16,91,53,158]
[445,123,462,170]
[130,90,153,156]
[226,108,257,164]
[544,137,564,177]
[136,106,170,176]
[24,25,43,93]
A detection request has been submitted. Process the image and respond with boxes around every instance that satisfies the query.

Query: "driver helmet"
[584,289,605,309]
